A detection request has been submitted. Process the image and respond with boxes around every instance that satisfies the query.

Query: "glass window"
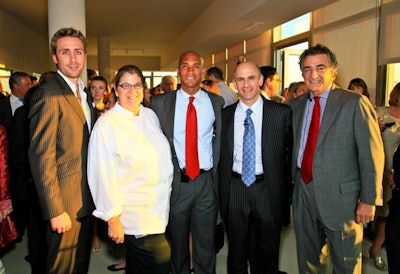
[273,13,310,42]
[385,63,400,103]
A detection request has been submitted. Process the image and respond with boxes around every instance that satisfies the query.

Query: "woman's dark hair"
[347,78,370,98]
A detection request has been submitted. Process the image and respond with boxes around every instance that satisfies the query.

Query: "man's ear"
[52,54,58,65]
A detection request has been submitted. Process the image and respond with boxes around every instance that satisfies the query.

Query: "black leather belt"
[232,172,264,183]
[180,169,208,183]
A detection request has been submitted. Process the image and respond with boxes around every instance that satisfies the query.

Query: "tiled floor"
[0,221,387,273]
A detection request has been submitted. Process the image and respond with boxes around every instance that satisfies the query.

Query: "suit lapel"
[292,94,309,162]
[316,88,342,150]
[261,97,272,148]
[164,92,177,140]
[226,104,237,157]
[55,75,87,125]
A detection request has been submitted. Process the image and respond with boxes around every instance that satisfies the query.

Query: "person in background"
[373,82,400,271]
[30,76,38,87]
[386,128,400,273]
[219,61,292,273]
[260,66,285,103]
[347,78,370,99]
[284,81,307,104]
[9,71,56,274]
[160,75,177,93]
[0,71,32,131]
[202,79,220,95]
[28,27,95,274]
[87,68,97,88]
[0,124,19,274]
[88,65,173,274]
[89,75,108,117]
[142,84,152,107]
[290,44,384,273]
[206,66,237,107]
[103,88,117,112]
[0,71,32,243]
[150,85,162,96]
[151,51,224,274]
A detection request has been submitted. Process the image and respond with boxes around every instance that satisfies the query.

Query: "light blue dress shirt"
[297,88,331,168]
[174,89,215,171]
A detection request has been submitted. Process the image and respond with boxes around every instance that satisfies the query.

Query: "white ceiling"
[0,0,337,70]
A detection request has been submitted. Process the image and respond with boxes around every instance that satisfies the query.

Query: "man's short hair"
[260,66,277,82]
[9,71,30,91]
[299,44,338,69]
[206,67,224,81]
[50,27,87,55]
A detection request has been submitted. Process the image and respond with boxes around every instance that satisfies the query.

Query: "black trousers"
[125,233,170,274]
[225,176,280,274]
[386,191,400,274]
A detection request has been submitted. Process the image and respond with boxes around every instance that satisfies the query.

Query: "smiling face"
[233,61,263,107]
[177,51,203,95]
[301,54,337,97]
[52,36,86,84]
[115,72,143,112]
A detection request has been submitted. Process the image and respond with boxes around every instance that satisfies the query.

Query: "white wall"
[0,8,50,75]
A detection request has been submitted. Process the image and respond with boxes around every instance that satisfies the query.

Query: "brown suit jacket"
[28,73,95,220]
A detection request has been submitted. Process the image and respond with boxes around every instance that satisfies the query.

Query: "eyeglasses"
[118,83,143,90]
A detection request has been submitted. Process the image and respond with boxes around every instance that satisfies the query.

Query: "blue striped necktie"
[242,108,256,187]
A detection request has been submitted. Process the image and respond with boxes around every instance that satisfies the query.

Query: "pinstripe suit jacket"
[151,89,224,204]
[219,96,293,227]
[290,87,384,230]
[28,73,95,220]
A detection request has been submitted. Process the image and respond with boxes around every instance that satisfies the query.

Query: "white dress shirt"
[232,96,264,175]
[9,94,24,115]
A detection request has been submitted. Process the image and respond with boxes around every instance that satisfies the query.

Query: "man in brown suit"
[28,27,95,274]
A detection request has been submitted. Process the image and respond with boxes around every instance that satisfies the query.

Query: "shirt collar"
[57,70,85,94]
[177,88,205,101]
[238,94,263,113]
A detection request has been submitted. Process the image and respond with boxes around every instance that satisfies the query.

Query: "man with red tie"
[151,51,224,274]
[290,44,384,273]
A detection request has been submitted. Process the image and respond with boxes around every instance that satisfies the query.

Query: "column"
[98,36,112,83]
[47,0,87,83]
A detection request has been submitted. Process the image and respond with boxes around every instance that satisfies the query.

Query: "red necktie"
[301,96,320,184]
[186,96,200,180]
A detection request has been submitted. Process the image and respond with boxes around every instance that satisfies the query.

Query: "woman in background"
[347,78,370,98]
[373,83,400,271]
[0,125,18,274]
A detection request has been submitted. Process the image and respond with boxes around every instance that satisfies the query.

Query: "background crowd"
[0,26,398,274]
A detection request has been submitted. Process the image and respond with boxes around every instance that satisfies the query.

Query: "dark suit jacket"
[151,89,224,203]
[219,96,293,227]
[290,87,384,230]
[0,96,12,133]
[28,73,95,220]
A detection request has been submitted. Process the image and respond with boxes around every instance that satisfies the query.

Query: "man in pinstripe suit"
[219,61,292,273]
[28,27,95,274]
